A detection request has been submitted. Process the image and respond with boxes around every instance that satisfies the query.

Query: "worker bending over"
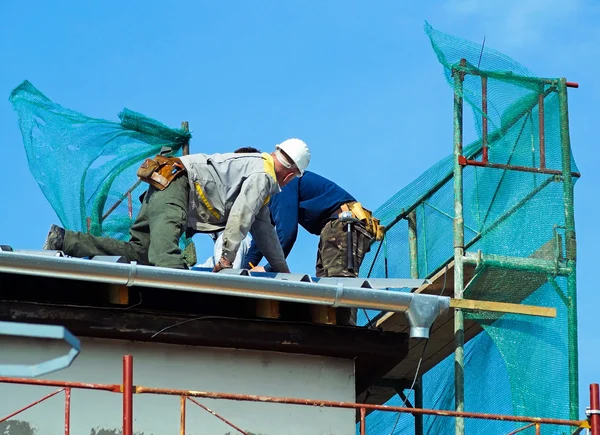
[42,139,311,273]
[244,170,383,323]
[198,147,259,269]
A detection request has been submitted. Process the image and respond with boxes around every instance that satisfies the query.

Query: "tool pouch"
[340,202,385,241]
[137,155,186,191]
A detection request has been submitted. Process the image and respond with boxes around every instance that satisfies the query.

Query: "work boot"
[43,224,65,251]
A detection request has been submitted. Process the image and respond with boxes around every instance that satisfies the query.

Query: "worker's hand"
[250,266,266,272]
[212,257,232,273]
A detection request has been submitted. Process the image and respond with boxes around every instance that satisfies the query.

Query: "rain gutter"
[0,251,449,339]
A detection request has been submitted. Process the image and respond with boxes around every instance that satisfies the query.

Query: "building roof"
[0,248,449,397]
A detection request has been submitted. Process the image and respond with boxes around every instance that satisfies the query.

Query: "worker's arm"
[212,232,224,265]
[249,206,290,273]
[214,233,247,269]
[220,174,288,273]
[245,180,299,270]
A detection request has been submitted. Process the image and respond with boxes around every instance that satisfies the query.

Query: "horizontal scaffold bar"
[450,298,556,318]
[463,252,571,276]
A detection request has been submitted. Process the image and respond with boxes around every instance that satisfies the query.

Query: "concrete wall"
[0,336,356,435]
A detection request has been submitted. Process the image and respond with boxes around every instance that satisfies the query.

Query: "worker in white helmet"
[43,138,311,273]
[197,147,259,269]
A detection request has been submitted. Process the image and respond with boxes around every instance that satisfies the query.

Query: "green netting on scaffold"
[358,22,578,434]
[9,80,191,242]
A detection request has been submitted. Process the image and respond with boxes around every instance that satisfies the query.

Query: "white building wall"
[0,336,356,435]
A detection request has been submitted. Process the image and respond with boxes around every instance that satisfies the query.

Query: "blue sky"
[1,0,598,421]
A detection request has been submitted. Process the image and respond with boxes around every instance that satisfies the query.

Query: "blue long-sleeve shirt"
[244,171,355,269]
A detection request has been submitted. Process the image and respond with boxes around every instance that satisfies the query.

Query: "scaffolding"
[450,64,578,434]
[0,356,596,435]
[359,35,583,432]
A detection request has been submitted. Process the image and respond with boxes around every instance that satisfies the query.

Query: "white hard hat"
[275,138,311,176]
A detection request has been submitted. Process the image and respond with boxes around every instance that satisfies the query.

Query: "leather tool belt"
[137,155,186,191]
[339,201,385,241]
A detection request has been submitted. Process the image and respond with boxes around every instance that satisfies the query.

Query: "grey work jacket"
[179,152,289,272]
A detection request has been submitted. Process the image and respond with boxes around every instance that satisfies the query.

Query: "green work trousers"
[315,219,373,278]
[63,174,190,269]
[316,218,373,326]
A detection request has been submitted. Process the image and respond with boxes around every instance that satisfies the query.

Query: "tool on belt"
[337,202,385,273]
[339,211,362,272]
[339,202,385,241]
[137,155,186,190]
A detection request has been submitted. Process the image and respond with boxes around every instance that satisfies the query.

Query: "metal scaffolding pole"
[181,121,190,155]
[123,355,133,435]
[408,210,419,279]
[453,59,466,435]
[407,210,424,434]
[558,78,579,420]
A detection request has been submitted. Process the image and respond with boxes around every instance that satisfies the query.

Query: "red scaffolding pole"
[360,407,366,435]
[591,384,600,435]
[0,388,64,423]
[180,396,186,435]
[64,387,71,435]
[123,355,133,435]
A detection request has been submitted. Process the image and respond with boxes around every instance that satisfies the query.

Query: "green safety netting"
[358,23,578,434]
[10,80,191,242]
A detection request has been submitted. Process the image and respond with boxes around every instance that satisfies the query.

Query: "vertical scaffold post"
[408,210,419,279]
[64,387,71,435]
[481,75,488,163]
[180,395,187,435]
[415,376,424,435]
[181,121,190,156]
[123,355,134,435]
[591,384,600,435]
[453,58,466,435]
[558,78,579,420]
[538,85,546,169]
[407,210,425,435]
[360,407,366,435]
